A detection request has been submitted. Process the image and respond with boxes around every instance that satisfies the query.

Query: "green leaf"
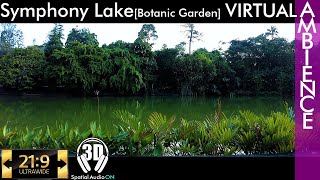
[153,143,164,156]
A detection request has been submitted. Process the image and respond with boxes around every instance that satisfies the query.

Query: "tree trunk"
[189,39,191,54]
[189,30,193,54]
[189,31,193,54]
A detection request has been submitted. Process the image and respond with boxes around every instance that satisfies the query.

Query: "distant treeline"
[0,24,294,96]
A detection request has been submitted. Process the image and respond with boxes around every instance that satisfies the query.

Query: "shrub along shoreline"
[0,109,294,156]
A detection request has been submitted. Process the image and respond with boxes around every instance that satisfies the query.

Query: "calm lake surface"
[0,96,293,130]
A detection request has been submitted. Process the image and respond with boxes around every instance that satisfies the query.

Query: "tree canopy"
[0,24,24,55]
[66,27,99,48]
[0,24,294,97]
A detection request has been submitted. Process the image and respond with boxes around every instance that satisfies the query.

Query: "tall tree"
[182,23,202,54]
[46,43,110,94]
[65,28,99,48]
[155,47,180,93]
[265,26,279,39]
[0,24,24,55]
[108,48,144,94]
[138,24,158,43]
[175,42,186,55]
[132,38,157,94]
[44,23,64,56]
[226,28,293,96]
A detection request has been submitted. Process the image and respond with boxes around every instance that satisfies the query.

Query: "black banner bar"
[0,0,295,23]
[68,155,294,180]
[0,152,294,179]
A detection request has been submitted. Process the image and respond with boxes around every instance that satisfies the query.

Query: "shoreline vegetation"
[0,23,294,155]
[0,103,294,156]
[0,24,293,98]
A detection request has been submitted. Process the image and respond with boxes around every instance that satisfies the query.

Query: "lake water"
[0,96,293,130]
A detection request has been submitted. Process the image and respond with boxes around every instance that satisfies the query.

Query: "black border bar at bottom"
[67,156,294,180]
[0,155,294,180]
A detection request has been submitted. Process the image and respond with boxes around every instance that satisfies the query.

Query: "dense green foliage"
[65,28,99,48]
[0,24,294,96]
[226,33,294,96]
[0,109,294,155]
[0,46,45,91]
[137,24,158,43]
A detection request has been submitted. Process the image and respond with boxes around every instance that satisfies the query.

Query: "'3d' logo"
[77,138,109,173]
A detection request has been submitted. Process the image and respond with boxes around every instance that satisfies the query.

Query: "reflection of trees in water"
[126,97,217,121]
[55,99,100,130]
[51,98,149,130]
[0,101,33,127]
[105,98,147,123]
[220,97,292,116]
[0,96,292,130]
